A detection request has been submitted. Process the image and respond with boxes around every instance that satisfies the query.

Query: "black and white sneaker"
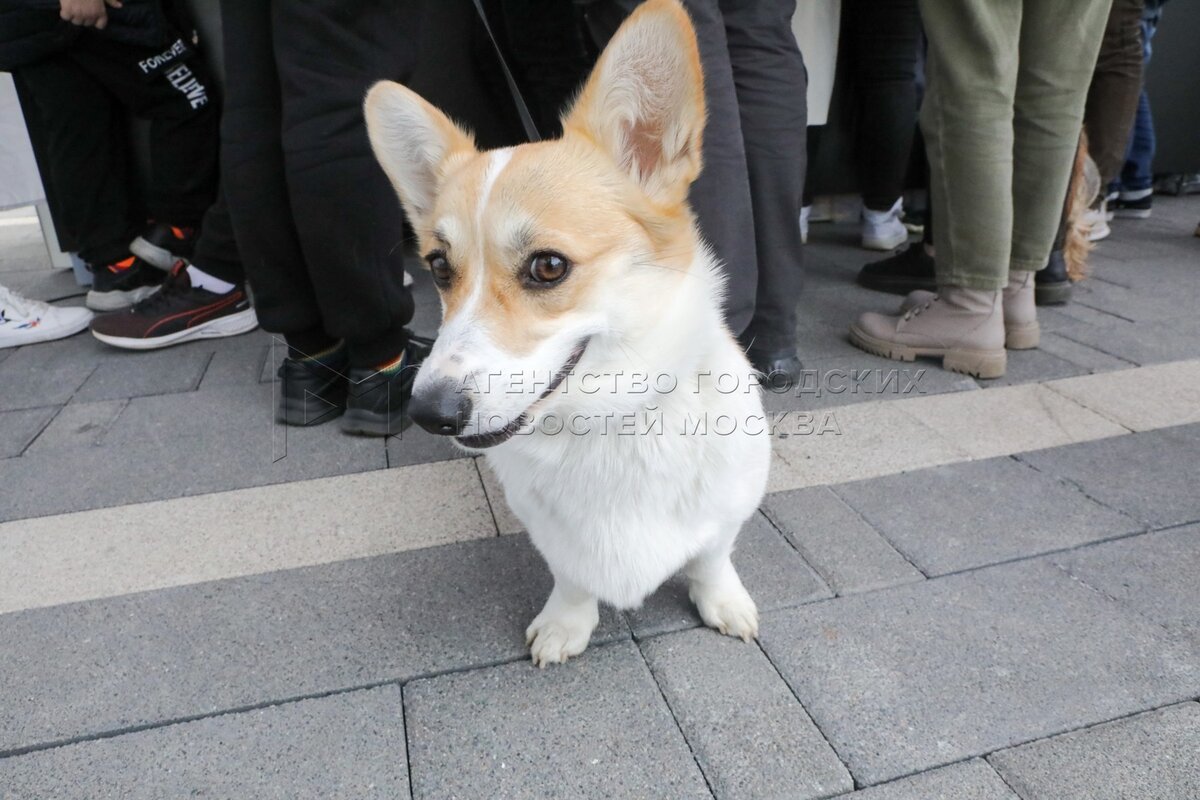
[131,222,198,270]
[86,255,166,311]
[1111,190,1153,219]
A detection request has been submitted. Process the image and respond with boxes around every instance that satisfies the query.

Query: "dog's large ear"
[563,0,705,206]
[365,81,475,230]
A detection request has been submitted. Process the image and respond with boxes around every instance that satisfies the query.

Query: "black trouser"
[13,34,219,266]
[218,0,418,366]
[845,0,921,212]
[590,0,807,354]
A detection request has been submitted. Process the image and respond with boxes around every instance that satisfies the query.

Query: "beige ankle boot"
[850,285,1007,378]
[899,270,1040,350]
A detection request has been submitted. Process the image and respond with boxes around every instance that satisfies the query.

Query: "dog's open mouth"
[455,337,591,450]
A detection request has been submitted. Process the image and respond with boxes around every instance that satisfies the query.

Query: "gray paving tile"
[832,760,1017,799]
[199,345,268,388]
[1054,319,1200,366]
[625,511,831,639]
[762,486,924,594]
[0,406,55,457]
[0,686,410,800]
[831,456,1141,575]
[24,400,126,452]
[758,558,1200,786]
[1052,525,1200,641]
[989,702,1200,800]
[0,333,110,410]
[1019,424,1200,528]
[74,348,211,402]
[762,356,976,413]
[984,347,1087,388]
[1036,332,1137,374]
[404,640,709,800]
[641,629,853,800]
[385,425,468,467]
[0,384,385,522]
[0,534,628,755]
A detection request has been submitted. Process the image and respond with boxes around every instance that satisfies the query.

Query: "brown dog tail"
[1064,130,1097,282]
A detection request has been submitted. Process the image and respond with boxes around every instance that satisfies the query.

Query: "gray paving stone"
[1019,424,1200,528]
[762,486,924,594]
[989,702,1200,800]
[73,347,211,402]
[1054,319,1200,366]
[832,760,1017,799]
[0,534,628,755]
[199,345,269,388]
[984,347,1087,388]
[758,558,1200,786]
[0,333,110,410]
[832,456,1141,575]
[1036,332,1137,374]
[641,629,853,800]
[404,640,709,800]
[625,511,831,639]
[0,384,385,522]
[24,399,126,452]
[385,424,468,467]
[1052,525,1200,640]
[0,406,55,457]
[762,356,976,413]
[0,685,410,799]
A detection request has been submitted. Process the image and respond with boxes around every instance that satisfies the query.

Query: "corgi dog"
[364,0,770,666]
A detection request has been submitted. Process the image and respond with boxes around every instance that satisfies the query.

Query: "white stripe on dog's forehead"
[477,148,513,232]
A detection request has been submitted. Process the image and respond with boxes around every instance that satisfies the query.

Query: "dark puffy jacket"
[0,0,169,71]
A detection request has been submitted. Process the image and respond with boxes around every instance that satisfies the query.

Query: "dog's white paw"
[690,584,759,642]
[525,612,595,668]
[525,592,599,668]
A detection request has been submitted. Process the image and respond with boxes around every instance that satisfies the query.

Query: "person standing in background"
[849,0,1112,380]
[215,0,424,436]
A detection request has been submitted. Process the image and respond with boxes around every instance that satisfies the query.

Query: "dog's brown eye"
[527,252,570,286]
[425,251,452,288]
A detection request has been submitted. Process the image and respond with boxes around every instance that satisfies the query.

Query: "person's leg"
[217,0,330,354]
[1083,0,1145,190]
[584,0,759,339]
[1011,0,1113,277]
[849,0,1021,378]
[849,0,920,213]
[1115,6,1158,215]
[719,0,807,372]
[271,0,417,371]
[70,33,220,231]
[12,57,136,267]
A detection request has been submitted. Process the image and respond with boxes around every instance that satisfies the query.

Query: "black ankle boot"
[857,245,936,295]
[1035,249,1072,306]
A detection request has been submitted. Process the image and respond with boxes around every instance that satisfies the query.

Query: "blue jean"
[1117,5,1162,192]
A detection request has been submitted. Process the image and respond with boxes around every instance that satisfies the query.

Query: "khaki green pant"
[919,0,1112,290]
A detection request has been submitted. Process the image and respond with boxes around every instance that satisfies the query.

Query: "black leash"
[471,0,543,143]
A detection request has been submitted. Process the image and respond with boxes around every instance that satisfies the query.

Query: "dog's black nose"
[408,379,472,436]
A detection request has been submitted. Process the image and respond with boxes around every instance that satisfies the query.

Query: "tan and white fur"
[365,0,770,666]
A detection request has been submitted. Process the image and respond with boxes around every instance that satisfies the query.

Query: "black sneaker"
[1035,249,1072,306]
[131,222,198,270]
[86,255,166,311]
[341,335,433,437]
[277,343,350,427]
[1111,192,1152,219]
[857,244,937,295]
[90,261,257,350]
